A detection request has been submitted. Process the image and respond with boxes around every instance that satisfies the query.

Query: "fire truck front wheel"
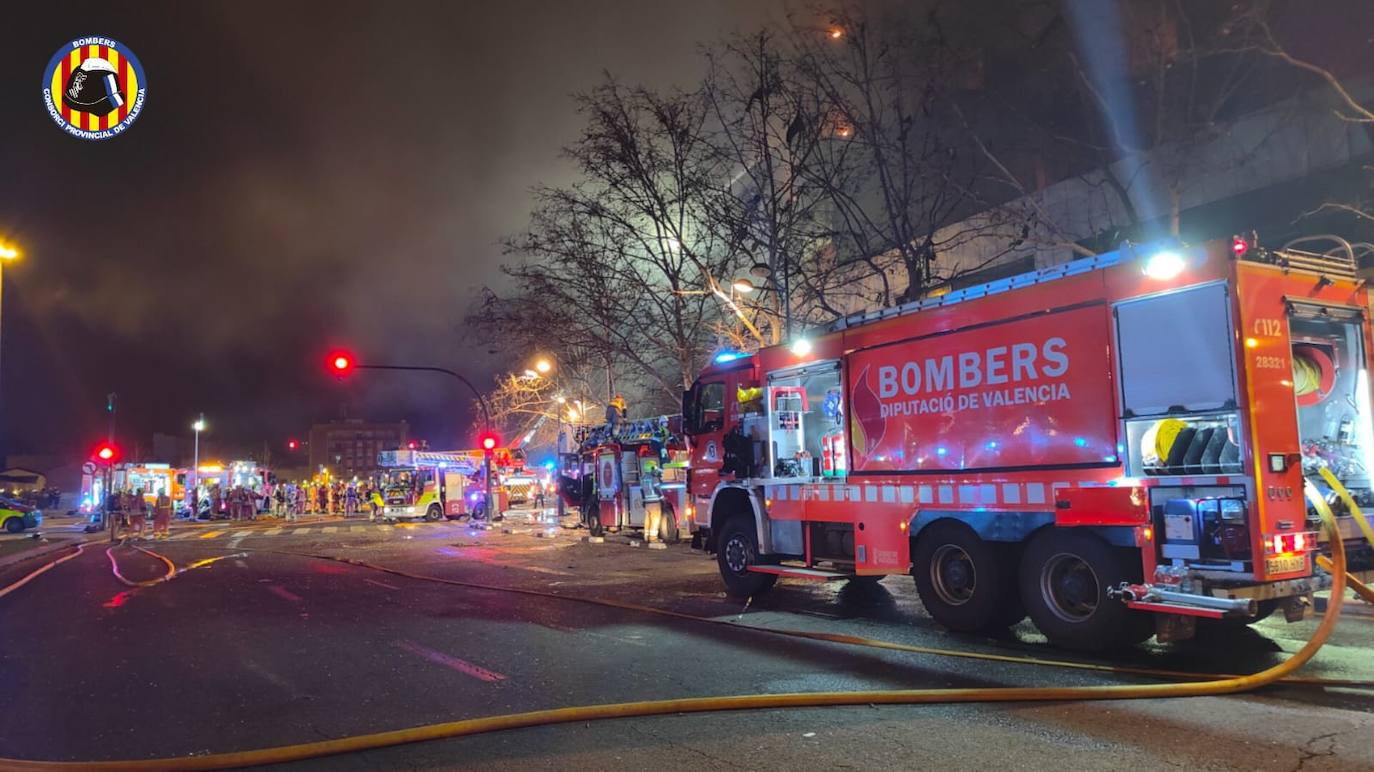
[717,516,777,598]
[911,521,1020,632]
[1020,529,1152,652]
[425,505,443,522]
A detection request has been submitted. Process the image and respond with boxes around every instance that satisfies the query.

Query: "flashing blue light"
[713,351,745,364]
[1103,455,1118,463]
[1074,437,1087,447]
[936,447,948,456]
[986,441,998,450]
[543,460,556,470]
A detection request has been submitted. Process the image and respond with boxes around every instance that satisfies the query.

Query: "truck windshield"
[688,381,724,433]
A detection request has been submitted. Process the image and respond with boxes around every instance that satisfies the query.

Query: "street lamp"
[731,278,756,294]
[534,358,552,374]
[0,242,19,418]
[190,414,205,518]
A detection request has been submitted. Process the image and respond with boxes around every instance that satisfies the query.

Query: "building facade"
[307,420,409,478]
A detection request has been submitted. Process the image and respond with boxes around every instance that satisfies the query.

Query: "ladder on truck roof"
[829,236,1365,333]
[376,449,480,475]
[829,251,1124,332]
[576,414,680,450]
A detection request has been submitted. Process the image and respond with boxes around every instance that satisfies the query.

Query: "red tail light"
[1267,531,1318,555]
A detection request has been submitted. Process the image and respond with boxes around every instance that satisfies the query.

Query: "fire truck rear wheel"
[587,509,604,537]
[911,521,1015,632]
[717,516,776,598]
[658,506,680,544]
[1020,529,1149,651]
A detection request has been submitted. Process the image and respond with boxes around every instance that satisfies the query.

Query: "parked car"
[0,497,42,534]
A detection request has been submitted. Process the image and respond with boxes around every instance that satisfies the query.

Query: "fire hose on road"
[0,483,1369,771]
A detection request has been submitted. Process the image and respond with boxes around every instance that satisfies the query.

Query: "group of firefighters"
[107,488,174,539]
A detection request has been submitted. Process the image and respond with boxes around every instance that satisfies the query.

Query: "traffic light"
[328,351,355,376]
[287,439,299,450]
[407,440,418,450]
[93,442,120,463]
[479,432,499,454]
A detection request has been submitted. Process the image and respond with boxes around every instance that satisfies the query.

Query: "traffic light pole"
[349,363,497,521]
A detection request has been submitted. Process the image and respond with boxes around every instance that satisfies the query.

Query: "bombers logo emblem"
[42,36,146,140]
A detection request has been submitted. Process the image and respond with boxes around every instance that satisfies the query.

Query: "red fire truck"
[681,236,1374,650]
[566,415,691,542]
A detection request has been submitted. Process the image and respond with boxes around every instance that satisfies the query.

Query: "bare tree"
[1247,13,1374,226]
[479,79,755,416]
[789,4,997,304]
[704,30,883,335]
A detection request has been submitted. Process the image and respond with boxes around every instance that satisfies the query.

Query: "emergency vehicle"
[681,236,1374,650]
[375,449,481,521]
[567,415,690,542]
[80,462,184,512]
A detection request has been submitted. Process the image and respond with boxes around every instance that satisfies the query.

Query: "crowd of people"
[187,478,388,521]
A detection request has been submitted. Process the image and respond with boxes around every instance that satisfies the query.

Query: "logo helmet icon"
[43,36,146,140]
[64,57,124,116]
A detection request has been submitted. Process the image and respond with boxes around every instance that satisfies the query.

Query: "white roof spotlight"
[1142,249,1187,280]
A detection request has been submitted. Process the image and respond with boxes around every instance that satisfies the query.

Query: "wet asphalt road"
[1,513,1372,770]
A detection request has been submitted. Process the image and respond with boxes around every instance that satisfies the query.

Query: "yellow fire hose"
[105,542,178,587]
[0,488,1366,771]
[0,542,89,600]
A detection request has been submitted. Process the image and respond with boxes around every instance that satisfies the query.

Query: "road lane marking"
[395,523,417,529]
[350,526,368,533]
[364,578,400,590]
[321,526,339,534]
[267,585,302,602]
[292,528,312,535]
[263,528,284,536]
[393,640,506,682]
[199,530,225,539]
[376,524,393,531]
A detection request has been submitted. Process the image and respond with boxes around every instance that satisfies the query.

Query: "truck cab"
[376,450,480,521]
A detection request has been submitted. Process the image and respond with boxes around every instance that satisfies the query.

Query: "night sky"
[0,1,787,461]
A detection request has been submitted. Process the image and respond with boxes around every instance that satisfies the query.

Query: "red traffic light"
[94,443,120,463]
[328,351,355,375]
[287,439,299,450]
[407,440,418,450]
[1231,235,1249,257]
[479,432,499,452]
